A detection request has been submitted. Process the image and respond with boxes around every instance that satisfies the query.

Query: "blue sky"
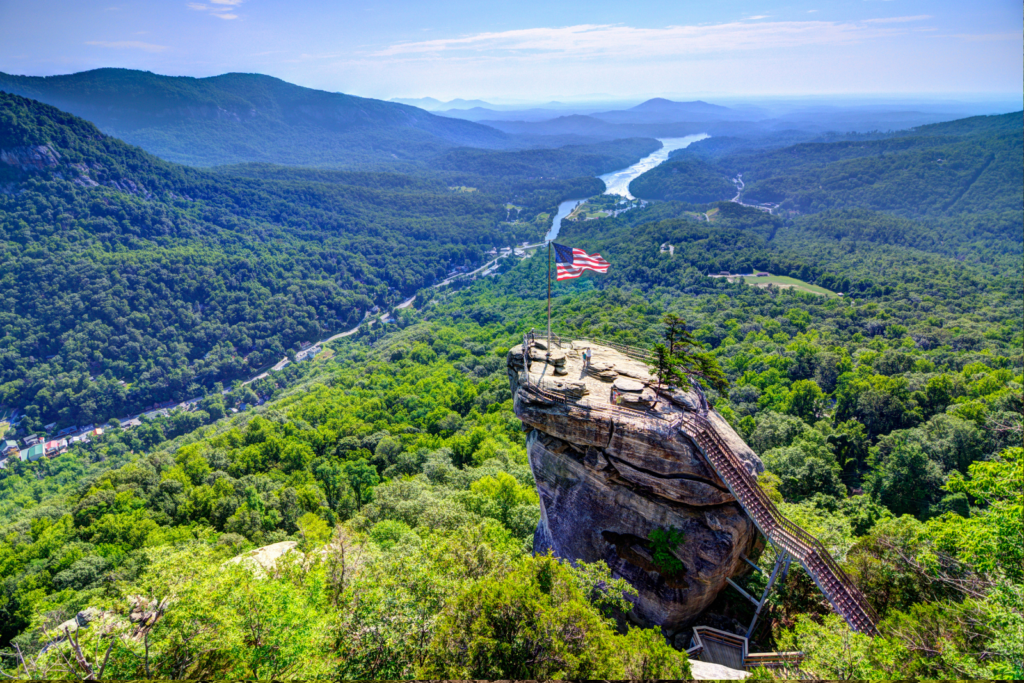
[1,1,1020,101]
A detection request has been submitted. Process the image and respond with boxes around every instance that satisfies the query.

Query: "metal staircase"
[676,411,879,636]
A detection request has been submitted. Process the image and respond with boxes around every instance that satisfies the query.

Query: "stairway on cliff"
[677,412,879,637]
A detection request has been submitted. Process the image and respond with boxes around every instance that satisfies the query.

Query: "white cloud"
[188,0,242,19]
[863,15,931,24]
[373,20,922,62]
[86,40,168,52]
[948,32,1021,42]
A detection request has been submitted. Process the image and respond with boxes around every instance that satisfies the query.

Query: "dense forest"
[0,93,614,428]
[1,208,1019,674]
[0,92,1021,679]
[435,138,662,178]
[627,156,737,203]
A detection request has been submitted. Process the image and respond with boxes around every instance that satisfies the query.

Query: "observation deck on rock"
[508,330,879,649]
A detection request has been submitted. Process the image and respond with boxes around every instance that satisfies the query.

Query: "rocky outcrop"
[225,540,300,575]
[1,144,157,198]
[508,340,764,630]
[1,144,60,171]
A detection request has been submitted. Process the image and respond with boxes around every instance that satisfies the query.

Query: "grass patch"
[314,348,336,362]
[740,275,837,297]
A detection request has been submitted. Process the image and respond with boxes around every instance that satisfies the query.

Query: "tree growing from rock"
[648,314,729,395]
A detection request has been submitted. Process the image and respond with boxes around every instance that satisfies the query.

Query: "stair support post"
[740,553,763,574]
[726,578,760,606]
[746,551,791,639]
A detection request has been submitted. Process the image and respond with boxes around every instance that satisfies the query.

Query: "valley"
[0,67,1021,681]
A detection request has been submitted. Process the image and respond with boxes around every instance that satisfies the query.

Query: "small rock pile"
[588,360,620,382]
[611,377,658,409]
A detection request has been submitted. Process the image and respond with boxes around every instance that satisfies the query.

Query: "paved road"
[730,174,775,214]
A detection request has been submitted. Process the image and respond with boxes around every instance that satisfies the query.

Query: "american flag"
[553,242,611,281]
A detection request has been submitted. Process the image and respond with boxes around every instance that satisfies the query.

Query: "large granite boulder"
[508,340,764,630]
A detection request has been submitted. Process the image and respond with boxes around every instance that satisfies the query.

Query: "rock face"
[0,144,60,171]
[508,339,764,630]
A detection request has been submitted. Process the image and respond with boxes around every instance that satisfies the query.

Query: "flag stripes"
[553,243,611,281]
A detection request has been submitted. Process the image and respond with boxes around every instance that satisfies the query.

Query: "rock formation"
[0,144,60,171]
[508,338,764,631]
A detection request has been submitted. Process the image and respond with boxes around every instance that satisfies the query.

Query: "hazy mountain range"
[0,69,510,167]
[2,68,1018,170]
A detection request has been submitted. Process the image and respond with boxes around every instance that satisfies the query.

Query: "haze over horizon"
[1,0,1020,104]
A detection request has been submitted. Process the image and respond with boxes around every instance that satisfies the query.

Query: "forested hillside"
[435,137,661,178]
[0,69,512,167]
[627,157,737,203]
[632,111,1023,219]
[0,92,1021,680]
[1,187,1020,675]
[0,93,609,428]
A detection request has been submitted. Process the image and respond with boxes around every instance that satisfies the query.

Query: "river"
[545,133,708,242]
[598,134,709,198]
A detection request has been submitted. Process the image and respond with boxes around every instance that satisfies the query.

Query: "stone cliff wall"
[508,339,764,631]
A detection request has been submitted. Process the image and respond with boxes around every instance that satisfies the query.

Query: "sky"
[0,0,1021,102]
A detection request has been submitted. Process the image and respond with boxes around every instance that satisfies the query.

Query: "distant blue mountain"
[593,98,739,124]
[390,96,494,110]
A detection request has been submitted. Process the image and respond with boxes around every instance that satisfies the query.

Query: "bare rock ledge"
[508,340,764,630]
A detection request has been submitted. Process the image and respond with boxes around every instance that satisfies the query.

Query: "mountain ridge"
[0,68,511,167]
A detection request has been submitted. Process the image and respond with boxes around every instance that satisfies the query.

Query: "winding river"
[545,133,708,242]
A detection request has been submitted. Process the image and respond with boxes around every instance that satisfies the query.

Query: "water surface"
[545,198,588,242]
[546,133,708,242]
[598,134,709,199]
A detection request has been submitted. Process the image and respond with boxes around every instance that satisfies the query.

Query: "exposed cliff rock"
[0,144,60,171]
[1,143,156,197]
[508,339,764,629]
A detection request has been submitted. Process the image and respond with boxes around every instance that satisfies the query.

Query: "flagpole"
[546,241,552,351]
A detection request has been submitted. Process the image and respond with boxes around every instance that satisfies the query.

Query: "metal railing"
[744,651,805,670]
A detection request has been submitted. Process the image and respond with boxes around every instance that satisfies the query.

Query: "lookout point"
[507,331,880,671]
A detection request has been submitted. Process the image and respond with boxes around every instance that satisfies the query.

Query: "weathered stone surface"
[509,340,765,630]
[528,346,566,364]
[528,431,760,627]
[226,540,300,575]
[539,377,586,398]
[53,606,106,634]
[607,454,736,506]
[614,377,645,392]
